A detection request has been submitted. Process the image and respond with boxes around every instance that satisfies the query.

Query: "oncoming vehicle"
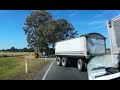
[87,15,120,80]
[55,32,106,71]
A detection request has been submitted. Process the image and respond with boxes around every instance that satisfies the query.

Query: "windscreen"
[108,17,120,54]
[113,20,120,48]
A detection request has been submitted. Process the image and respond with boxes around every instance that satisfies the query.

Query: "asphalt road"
[34,58,88,80]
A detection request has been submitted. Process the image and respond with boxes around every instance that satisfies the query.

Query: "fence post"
[25,60,28,74]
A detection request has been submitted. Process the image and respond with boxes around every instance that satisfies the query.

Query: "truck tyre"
[62,57,68,67]
[77,59,86,71]
[77,59,83,71]
[82,61,87,71]
[56,57,61,66]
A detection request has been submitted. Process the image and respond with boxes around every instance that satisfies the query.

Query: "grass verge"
[0,57,49,80]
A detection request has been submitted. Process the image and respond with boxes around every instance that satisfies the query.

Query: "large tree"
[23,10,78,52]
[23,10,52,48]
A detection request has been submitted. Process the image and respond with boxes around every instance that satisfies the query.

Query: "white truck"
[55,32,106,71]
[87,15,120,80]
[55,15,120,80]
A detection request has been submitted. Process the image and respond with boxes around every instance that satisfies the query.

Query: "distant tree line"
[0,47,34,52]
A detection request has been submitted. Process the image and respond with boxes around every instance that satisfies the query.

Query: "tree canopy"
[23,10,78,52]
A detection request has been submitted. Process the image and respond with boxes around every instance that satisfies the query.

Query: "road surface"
[34,58,88,80]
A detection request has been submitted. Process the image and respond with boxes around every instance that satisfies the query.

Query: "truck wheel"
[77,59,86,71]
[56,57,61,66]
[77,59,83,71]
[82,61,87,71]
[62,57,68,67]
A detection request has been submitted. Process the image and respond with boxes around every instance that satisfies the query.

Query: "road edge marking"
[42,60,54,80]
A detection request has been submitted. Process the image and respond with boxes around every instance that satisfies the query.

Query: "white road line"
[42,60,54,80]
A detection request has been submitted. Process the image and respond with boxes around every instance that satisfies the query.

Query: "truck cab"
[87,15,120,80]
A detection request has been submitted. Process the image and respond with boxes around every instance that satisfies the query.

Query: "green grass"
[0,57,49,80]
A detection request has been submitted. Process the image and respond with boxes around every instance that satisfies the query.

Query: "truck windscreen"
[113,20,120,48]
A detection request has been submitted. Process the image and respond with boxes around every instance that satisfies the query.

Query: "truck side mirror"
[108,21,112,28]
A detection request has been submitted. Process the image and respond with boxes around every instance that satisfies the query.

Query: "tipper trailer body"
[55,33,106,70]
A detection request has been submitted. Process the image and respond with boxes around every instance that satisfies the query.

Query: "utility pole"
[34,26,40,59]
[34,35,40,59]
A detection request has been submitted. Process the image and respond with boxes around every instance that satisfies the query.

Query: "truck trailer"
[55,32,106,71]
